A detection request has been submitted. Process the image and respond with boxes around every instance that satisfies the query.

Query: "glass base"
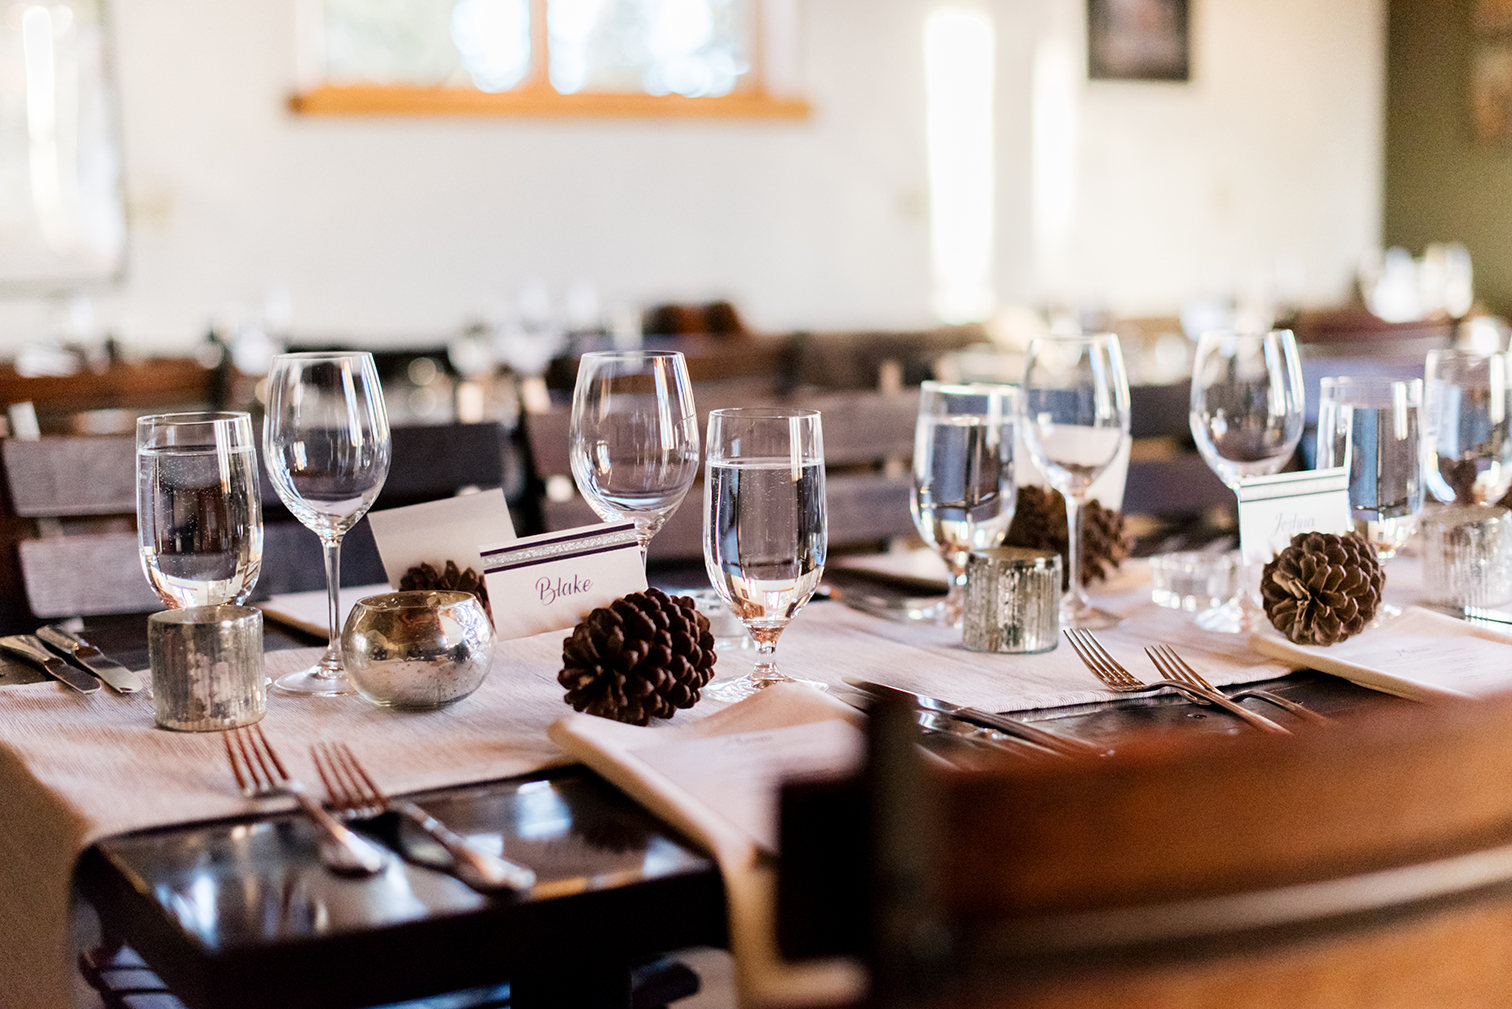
[1195,597,1269,634]
[271,651,355,696]
[1062,599,1122,630]
[705,672,829,702]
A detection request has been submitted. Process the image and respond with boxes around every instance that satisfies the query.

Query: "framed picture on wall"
[1472,0,1512,144]
[1087,0,1190,82]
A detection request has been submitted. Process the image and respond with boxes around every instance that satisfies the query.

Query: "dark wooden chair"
[780,692,1512,1008]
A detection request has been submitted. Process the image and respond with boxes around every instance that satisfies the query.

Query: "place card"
[480,521,647,640]
[368,489,516,586]
[1236,467,1352,565]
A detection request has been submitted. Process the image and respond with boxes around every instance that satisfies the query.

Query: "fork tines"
[312,742,387,818]
[1063,628,1141,688]
[223,723,288,795]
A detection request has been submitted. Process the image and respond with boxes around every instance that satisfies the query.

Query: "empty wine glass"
[263,352,391,696]
[1022,334,1130,630]
[570,350,700,560]
[1189,329,1305,633]
[1317,376,1423,620]
[1423,348,1512,506]
[909,381,1018,626]
[703,408,827,700]
[136,412,263,607]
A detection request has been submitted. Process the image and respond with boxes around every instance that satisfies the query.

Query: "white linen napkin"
[549,683,867,1009]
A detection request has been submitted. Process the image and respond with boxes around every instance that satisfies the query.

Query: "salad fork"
[223,724,389,876]
[1146,644,1331,725]
[312,742,535,894]
[1062,629,1290,734]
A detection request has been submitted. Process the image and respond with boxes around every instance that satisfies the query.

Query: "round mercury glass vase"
[341,591,494,711]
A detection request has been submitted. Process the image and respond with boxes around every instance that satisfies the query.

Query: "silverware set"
[224,724,534,893]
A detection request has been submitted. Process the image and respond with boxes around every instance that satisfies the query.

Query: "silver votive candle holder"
[963,547,1061,654]
[1422,505,1512,608]
[149,605,265,731]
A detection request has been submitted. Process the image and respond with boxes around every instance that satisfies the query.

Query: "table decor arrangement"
[559,588,717,725]
[341,589,495,710]
[961,546,1061,654]
[150,604,265,730]
[1260,531,1385,645]
[1421,505,1512,607]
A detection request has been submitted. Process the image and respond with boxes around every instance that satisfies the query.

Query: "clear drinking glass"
[1022,334,1131,630]
[909,381,1019,627]
[263,352,392,696]
[570,350,700,560]
[1189,329,1305,633]
[1423,348,1512,506]
[136,412,263,607]
[702,408,827,700]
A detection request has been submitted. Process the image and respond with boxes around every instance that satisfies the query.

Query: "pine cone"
[1260,532,1384,645]
[1005,485,1131,589]
[400,560,491,619]
[559,588,717,726]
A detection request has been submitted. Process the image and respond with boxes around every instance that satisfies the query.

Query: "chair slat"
[19,532,161,617]
[3,438,135,517]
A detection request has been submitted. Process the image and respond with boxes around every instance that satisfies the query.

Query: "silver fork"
[1062,629,1290,735]
[223,724,389,876]
[1147,644,1330,725]
[312,742,536,894]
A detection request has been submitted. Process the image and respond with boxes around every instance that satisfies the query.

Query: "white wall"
[0,0,1383,353]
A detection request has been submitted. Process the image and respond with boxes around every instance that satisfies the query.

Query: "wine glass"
[1021,334,1130,630]
[1189,329,1305,633]
[263,352,392,696]
[569,350,700,560]
[702,408,827,700]
[909,381,1019,626]
[136,412,263,607]
[1423,349,1512,506]
[1317,376,1423,620]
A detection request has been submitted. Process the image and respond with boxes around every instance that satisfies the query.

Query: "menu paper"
[1236,467,1352,565]
[481,521,648,639]
[367,488,516,586]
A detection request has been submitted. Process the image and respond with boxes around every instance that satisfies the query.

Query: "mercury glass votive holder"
[149,605,265,731]
[342,590,494,711]
[1422,505,1512,608]
[962,547,1061,654]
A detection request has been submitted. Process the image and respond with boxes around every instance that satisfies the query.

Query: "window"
[293,0,808,119]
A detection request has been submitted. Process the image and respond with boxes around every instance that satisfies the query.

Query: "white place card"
[481,521,648,640]
[1236,467,1352,565]
[367,489,516,587]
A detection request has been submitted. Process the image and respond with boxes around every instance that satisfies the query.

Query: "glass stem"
[1065,492,1086,611]
[750,627,782,683]
[944,551,968,626]
[319,534,344,678]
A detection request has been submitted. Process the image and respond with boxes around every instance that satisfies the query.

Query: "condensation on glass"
[0,1,126,288]
[320,0,753,98]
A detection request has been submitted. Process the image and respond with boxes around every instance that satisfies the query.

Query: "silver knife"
[844,678,1101,757]
[36,625,144,693]
[833,689,1066,761]
[0,635,102,693]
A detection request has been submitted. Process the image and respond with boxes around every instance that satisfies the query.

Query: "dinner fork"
[1146,644,1331,725]
[312,742,536,894]
[1062,629,1290,735]
[223,724,389,876]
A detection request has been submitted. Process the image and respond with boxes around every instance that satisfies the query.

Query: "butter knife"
[844,678,1101,757]
[0,635,102,693]
[36,625,144,693]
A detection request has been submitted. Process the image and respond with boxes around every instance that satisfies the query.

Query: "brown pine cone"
[559,588,717,726]
[1005,485,1131,589]
[1260,531,1384,645]
[400,560,491,619]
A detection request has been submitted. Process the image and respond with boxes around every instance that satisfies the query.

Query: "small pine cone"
[1260,532,1384,646]
[400,560,492,619]
[559,588,718,726]
[1005,485,1131,589]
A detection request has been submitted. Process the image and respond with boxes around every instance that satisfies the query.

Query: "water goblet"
[909,381,1019,626]
[1022,333,1130,630]
[1423,348,1512,506]
[702,408,827,701]
[136,411,263,607]
[570,350,700,561]
[1189,329,1305,633]
[263,352,391,696]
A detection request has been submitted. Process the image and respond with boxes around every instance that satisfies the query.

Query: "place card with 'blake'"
[480,522,647,640]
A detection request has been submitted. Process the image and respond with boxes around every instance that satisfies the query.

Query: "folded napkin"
[550,684,867,1009]
[258,583,393,638]
[1250,606,1512,700]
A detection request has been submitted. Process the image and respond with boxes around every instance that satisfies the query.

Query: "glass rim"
[136,410,252,427]
[707,406,820,419]
[1193,327,1297,344]
[1029,331,1121,346]
[269,351,377,363]
[1319,375,1423,404]
[579,349,686,361]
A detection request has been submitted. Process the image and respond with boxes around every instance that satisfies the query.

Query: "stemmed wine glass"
[909,381,1019,626]
[263,352,391,696]
[1189,329,1305,633]
[570,350,700,561]
[703,408,827,700]
[1423,349,1512,506]
[1022,334,1131,630]
[136,412,263,607]
[1317,376,1424,620]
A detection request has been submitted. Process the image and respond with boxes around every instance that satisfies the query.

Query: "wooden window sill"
[289,84,811,120]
